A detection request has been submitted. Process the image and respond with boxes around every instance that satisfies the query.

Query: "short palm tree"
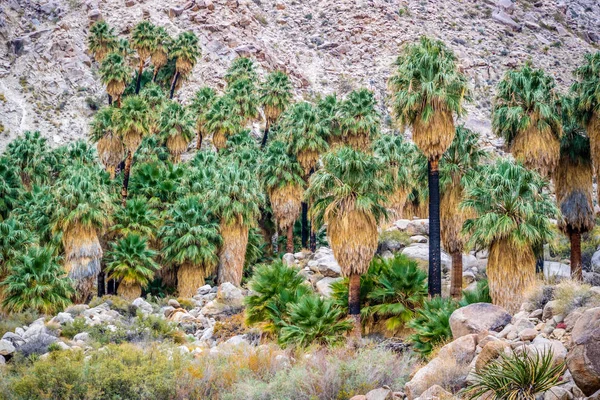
[189,87,217,150]
[262,140,305,253]
[462,160,557,312]
[306,146,388,336]
[87,20,117,63]
[224,57,258,84]
[105,234,159,300]
[160,196,222,297]
[259,71,293,148]
[317,94,343,147]
[492,63,562,178]
[439,126,486,297]
[0,157,22,220]
[339,88,379,150]
[169,31,200,99]
[0,218,34,272]
[572,52,600,199]
[389,36,469,297]
[90,106,124,178]
[205,95,242,150]
[131,21,156,94]
[227,78,259,125]
[99,52,132,107]
[112,197,160,241]
[555,98,595,280]
[52,164,113,302]
[209,162,264,286]
[150,26,171,82]
[159,101,195,162]
[113,96,150,203]
[1,246,74,314]
[5,131,50,188]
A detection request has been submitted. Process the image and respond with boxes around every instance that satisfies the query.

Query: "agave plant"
[159,101,195,162]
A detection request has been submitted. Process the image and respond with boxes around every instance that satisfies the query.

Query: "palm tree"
[227,78,259,125]
[0,218,34,303]
[189,87,217,150]
[572,52,600,200]
[317,94,343,148]
[169,31,200,99]
[306,146,388,336]
[160,196,222,297]
[0,157,22,220]
[1,246,74,314]
[159,101,195,162]
[224,57,258,84]
[131,21,156,94]
[389,36,469,297]
[205,95,242,150]
[150,26,171,82]
[99,52,132,106]
[87,20,117,63]
[52,164,113,302]
[209,162,264,286]
[492,63,562,178]
[105,234,159,300]
[5,131,50,188]
[113,96,150,203]
[112,197,160,241]
[339,88,380,151]
[555,98,595,280]
[259,71,293,148]
[462,160,556,312]
[140,83,167,135]
[90,106,124,178]
[262,141,305,253]
[439,126,486,297]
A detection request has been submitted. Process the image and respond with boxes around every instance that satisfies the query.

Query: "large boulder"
[316,277,342,298]
[416,385,456,400]
[402,244,452,271]
[475,340,511,372]
[307,247,342,277]
[0,339,15,356]
[449,303,511,339]
[404,334,478,399]
[201,282,245,317]
[543,262,570,280]
[566,307,600,396]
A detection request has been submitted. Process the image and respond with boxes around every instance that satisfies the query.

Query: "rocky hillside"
[0,0,598,151]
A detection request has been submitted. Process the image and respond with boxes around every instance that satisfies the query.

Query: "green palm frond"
[259,71,293,123]
[131,21,156,61]
[112,197,160,240]
[224,57,258,84]
[0,156,23,220]
[106,234,159,286]
[226,78,259,123]
[171,32,200,75]
[408,296,458,356]
[87,20,117,62]
[439,125,487,193]
[261,140,305,191]
[571,52,600,125]
[5,131,51,186]
[0,218,35,273]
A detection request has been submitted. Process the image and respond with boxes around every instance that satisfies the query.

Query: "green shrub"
[465,349,565,399]
[278,295,353,348]
[60,317,88,339]
[88,295,137,317]
[332,255,427,334]
[408,297,458,356]
[0,310,40,337]
[552,280,600,316]
[460,279,492,306]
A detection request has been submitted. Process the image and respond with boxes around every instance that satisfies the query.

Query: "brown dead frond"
[298,149,320,176]
[441,183,470,253]
[97,133,124,173]
[510,119,560,178]
[63,224,102,281]
[413,110,455,161]
[167,133,189,161]
[117,281,142,300]
[177,262,206,299]
[217,221,249,286]
[269,183,304,230]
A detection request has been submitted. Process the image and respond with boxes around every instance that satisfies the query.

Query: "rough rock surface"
[566,307,600,396]
[449,303,511,338]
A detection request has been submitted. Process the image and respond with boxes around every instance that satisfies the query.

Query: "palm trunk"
[450,251,463,298]
[121,150,133,206]
[272,232,279,254]
[428,160,442,297]
[169,71,180,99]
[310,226,316,252]
[286,224,294,253]
[116,96,122,108]
[571,231,583,281]
[301,202,309,249]
[196,132,203,150]
[135,61,144,94]
[217,221,249,287]
[534,242,544,274]
[152,67,159,82]
[261,121,270,149]
[97,271,106,297]
[349,274,361,338]
[108,94,113,106]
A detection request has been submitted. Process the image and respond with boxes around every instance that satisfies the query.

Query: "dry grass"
[269,184,303,230]
[412,110,455,161]
[510,120,560,178]
[552,280,600,316]
[218,222,249,286]
[177,262,206,299]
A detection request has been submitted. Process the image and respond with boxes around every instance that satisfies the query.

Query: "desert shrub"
[212,313,249,342]
[408,297,458,357]
[88,295,138,317]
[525,283,555,310]
[60,316,88,339]
[278,295,353,348]
[552,280,600,315]
[465,349,565,399]
[332,254,427,334]
[0,310,40,337]
[378,229,412,247]
[460,279,492,306]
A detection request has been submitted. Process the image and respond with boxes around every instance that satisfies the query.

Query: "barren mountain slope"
[0,0,598,151]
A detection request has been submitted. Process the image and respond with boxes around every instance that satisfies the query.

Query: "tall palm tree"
[113,96,150,204]
[140,83,167,135]
[1,246,74,314]
[52,163,113,302]
[572,52,600,201]
[439,126,486,297]
[112,197,160,242]
[262,140,305,253]
[339,88,379,151]
[105,234,159,300]
[169,31,200,99]
[90,106,124,178]
[0,218,34,303]
[159,101,195,162]
[189,87,217,150]
[389,36,469,297]
[317,94,343,148]
[131,21,156,94]
[224,57,258,84]
[87,20,117,63]
[209,162,264,286]
[150,26,171,82]
[99,52,132,106]
[259,71,293,148]
[462,160,556,312]
[306,146,388,336]
[226,78,259,125]
[492,63,562,178]
[205,95,242,150]
[5,131,50,188]
[160,196,222,297]
[0,157,22,220]
[556,98,595,280]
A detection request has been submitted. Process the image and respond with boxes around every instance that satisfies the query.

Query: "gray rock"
[450,303,511,338]
[307,247,342,277]
[543,386,572,400]
[168,299,181,308]
[402,244,452,271]
[201,282,245,317]
[417,385,456,400]
[316,277,343,298]
[566,307,600,396]
[282,253,296,266]
[519,328,538,341]
[492,10,521,31]
[1,332,24,346]
[197,285,212,295]
[0,339,16,356]
[543,300,559,321]
[592,250,600,273]
[131,298,153,315]
[544,262,570,280]
[0,355,5,364]
[73,332,90,342]
[225,335,249,346]
[365,387,391,400]
[50,312,74,325]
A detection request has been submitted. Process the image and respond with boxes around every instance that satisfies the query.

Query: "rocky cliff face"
[0,0,598,151]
